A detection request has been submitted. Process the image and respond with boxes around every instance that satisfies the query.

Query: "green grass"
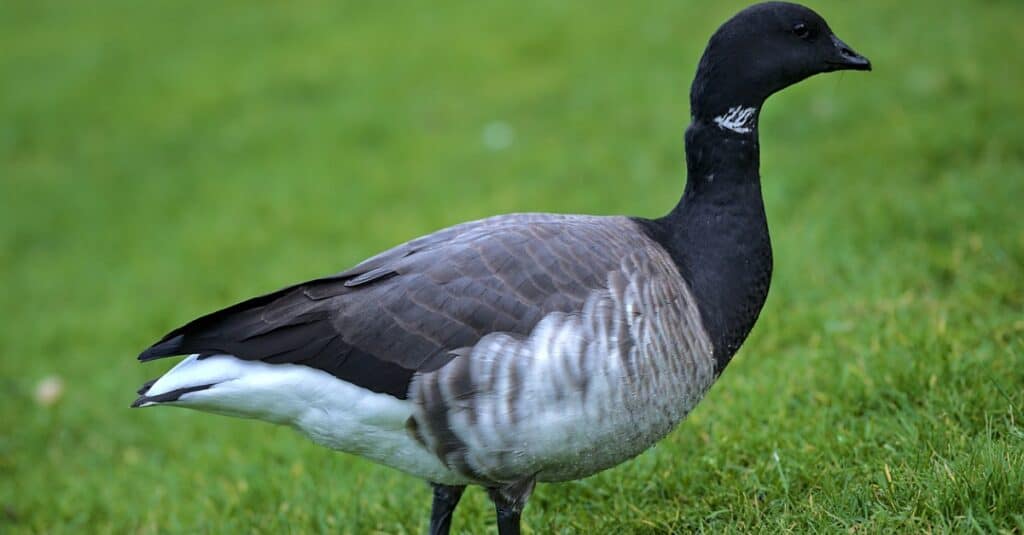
[3,0,1023,532]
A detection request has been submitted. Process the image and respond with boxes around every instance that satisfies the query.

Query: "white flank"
[713,106,757,133]
[143,354,466,485]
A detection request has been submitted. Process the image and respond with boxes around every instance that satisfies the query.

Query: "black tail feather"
[138,334,186,361]
[130,383,215,408]
[136,378,158,395]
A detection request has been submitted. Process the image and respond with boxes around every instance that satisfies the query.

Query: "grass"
[2,0,1023,532]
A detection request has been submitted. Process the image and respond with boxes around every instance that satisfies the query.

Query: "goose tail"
[131,354,236,409]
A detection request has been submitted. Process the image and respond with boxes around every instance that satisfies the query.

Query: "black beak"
[827,34,871,71]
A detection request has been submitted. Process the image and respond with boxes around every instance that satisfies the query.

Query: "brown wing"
[138,214,645,399]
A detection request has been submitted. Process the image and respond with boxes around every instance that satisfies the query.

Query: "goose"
[133,2,870,533]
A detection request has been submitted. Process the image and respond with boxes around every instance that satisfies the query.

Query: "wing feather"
[139,214,647,398]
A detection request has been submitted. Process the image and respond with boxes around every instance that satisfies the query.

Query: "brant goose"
[134,3,870,533]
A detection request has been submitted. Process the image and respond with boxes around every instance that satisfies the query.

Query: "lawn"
[2,0,1023,532]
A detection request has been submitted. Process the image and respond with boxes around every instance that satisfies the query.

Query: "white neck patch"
[713,106,757,134]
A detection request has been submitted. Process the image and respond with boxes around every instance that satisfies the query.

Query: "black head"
[691,2,870,122]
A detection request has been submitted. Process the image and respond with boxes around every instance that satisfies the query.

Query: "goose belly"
[499,346,716,483]
[411,262,716,484]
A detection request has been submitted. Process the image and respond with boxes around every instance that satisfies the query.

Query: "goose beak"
[826,34,871,71]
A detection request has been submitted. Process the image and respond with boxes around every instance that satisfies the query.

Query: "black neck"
[634,120,773,374]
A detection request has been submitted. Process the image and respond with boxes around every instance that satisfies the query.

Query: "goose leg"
[493,503,521,535]
[428,483,465,535]
[486,478,536,535]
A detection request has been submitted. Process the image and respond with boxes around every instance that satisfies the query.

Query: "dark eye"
[792,23,811,39]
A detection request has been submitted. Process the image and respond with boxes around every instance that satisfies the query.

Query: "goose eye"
[792,23,811,39]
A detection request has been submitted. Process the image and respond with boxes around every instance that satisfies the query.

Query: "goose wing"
[138,214,646,399]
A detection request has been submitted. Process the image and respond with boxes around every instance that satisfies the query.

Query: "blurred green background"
[2,0,1023,532]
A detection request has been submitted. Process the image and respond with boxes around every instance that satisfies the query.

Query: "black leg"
[486,478,536,535]
[428,483,465,535]
[493,505,522,535]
